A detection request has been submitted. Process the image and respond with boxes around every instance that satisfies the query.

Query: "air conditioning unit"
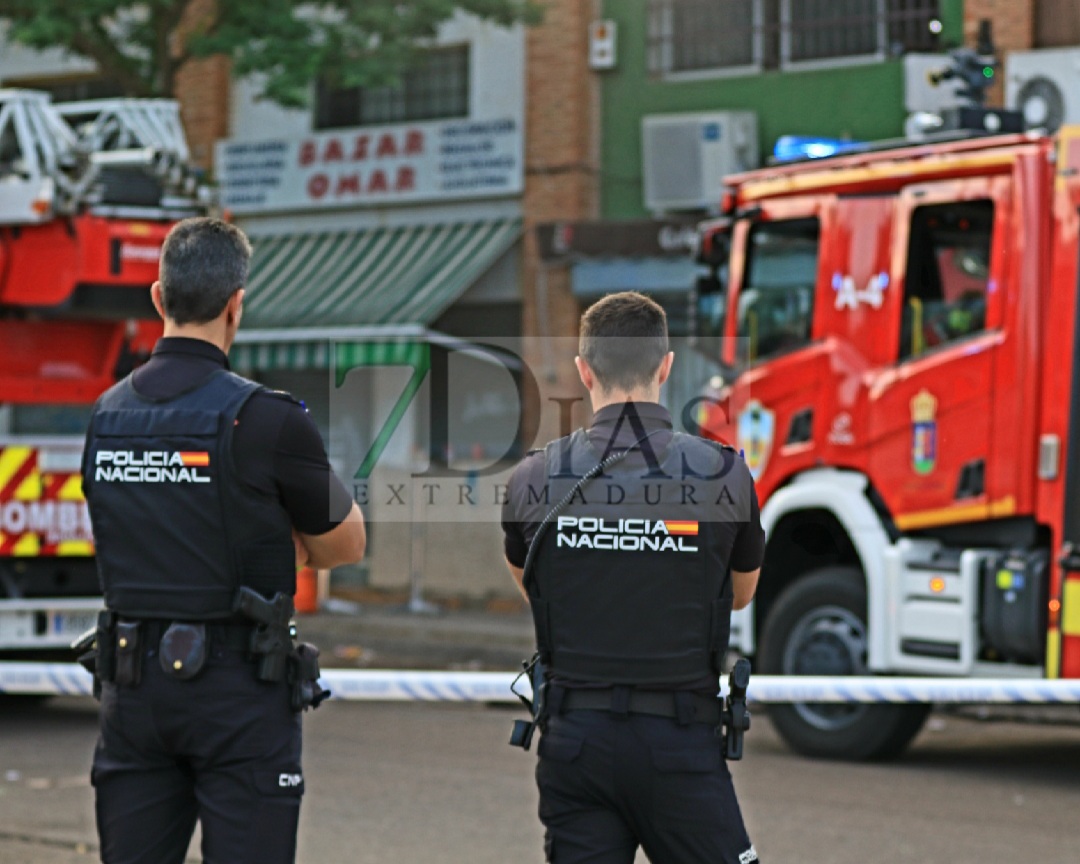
[642,112,758,213]
[904,53,965,113]
[1006,47,1080,134]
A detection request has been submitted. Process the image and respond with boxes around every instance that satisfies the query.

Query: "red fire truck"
[695,125,1080,758]
[0,91,206,657]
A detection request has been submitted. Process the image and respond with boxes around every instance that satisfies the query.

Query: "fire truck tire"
[758,566,929,760]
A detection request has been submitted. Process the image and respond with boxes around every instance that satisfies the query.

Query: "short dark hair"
[159,218,252,325]
[579,292,669,391]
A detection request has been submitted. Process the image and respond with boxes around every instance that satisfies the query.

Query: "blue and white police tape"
[3,663,1080,704]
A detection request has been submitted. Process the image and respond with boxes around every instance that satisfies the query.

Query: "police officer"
[80,217,365,864]
[502,292,763,864]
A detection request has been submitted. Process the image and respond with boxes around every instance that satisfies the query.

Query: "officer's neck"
[589,386,661,413]
[160,319,231,354]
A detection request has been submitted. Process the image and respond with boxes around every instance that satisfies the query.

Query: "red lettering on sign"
[395,166,416,192]
[336,174,361,196]
[376,134,397,158]
[368,170,388,193]
[323,139,344,162]
[404,130,424,156]
[351,135,370,161]
[299,141,316,166]
[307,174,330,199]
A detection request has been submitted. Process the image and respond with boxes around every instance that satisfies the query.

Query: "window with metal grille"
[315,46,470,130]
[784,0,882,63]
[647,0,939,74]
[885,0,942,53]
[647,0,760,75]
[783,0,940,65]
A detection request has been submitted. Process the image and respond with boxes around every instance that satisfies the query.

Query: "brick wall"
[173,0,230,170]
[174,57,230,170]
[522,0,601,441]
[965,0,1036,105]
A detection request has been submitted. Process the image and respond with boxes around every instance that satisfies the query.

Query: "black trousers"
[92,642,303,864]
[536,710,758,864]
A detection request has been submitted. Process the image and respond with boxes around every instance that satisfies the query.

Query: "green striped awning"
[240,218,521,330]
[230,337,429,374]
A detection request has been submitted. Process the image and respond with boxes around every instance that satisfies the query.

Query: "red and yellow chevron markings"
[0,446,93,557]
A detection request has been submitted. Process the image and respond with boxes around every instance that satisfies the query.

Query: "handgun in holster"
[234,586,294,682]
[720,657,752,760]
[234,587,330,711]
[509,653,547,751]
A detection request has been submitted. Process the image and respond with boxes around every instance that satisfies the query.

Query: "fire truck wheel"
[758,566,929,761]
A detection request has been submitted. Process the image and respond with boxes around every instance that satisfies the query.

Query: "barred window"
[648,0,760,75]
[783,0,941,65]
[647,0,939,74]
[785,0,883,63]
[886,0,942,53]
[315,46,470,130]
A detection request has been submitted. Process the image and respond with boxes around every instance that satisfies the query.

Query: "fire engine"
[0,90,207,658]
[694,120,1080,759]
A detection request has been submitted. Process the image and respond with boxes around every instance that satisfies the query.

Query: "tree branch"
[69,26,152,97]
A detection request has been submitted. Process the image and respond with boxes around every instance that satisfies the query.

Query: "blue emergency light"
[773,135,866,162]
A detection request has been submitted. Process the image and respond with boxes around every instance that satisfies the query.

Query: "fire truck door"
[722,196,830,497]
[868,177,1011,529]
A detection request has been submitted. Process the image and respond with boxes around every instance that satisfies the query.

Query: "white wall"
[0,25,95,84]
[228,14,526,141]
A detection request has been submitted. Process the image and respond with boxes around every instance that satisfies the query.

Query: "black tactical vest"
[82,369,296,619]
[526,429,738,686]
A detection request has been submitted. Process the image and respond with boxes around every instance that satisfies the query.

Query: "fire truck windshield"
[736,218,820,365]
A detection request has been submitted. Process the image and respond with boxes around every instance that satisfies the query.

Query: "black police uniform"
[502,402,765,864]
[81,337,353,864]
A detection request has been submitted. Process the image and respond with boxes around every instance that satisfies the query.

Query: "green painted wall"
[599,0,965,219]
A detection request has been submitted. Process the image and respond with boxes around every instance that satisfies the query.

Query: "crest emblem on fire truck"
[737,400,775,482]
[910,389,938,475]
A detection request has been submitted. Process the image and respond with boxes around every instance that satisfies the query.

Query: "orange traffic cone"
[295,566,319,614]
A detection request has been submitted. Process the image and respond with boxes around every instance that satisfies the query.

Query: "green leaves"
[0,0,541,105]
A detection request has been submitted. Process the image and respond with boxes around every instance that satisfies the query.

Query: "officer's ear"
[226,289,245,328]
[575,355,596,392]
[150,281,167,322]
[656,351,674,386]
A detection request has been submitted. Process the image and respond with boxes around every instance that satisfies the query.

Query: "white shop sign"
[216,117,522,214]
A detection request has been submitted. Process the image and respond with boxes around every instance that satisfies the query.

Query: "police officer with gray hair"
[80,217,365,863]
[502,291,764,864]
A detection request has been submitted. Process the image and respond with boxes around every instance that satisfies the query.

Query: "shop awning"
[230,328,430,373]
[240,218,520,329]
[230,218,520,370]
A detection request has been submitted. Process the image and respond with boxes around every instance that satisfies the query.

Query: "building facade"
[1,0,1075,600]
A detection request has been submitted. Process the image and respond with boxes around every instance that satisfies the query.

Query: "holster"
[113,621,143,687]
[248,623,291,682]
[73,610,118,699]
[509,653,546,751]
[288,642,330,712]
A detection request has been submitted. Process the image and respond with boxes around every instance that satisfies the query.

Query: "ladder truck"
[0,90,208,659]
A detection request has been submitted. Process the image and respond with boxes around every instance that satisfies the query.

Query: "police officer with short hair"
[81,217,365,864]
[502,291,763,864]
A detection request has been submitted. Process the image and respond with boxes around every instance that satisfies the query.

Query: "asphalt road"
[0,697,1078,864]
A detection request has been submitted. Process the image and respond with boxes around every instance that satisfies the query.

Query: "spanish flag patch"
[664,520,699,536]
[178,452,210,467]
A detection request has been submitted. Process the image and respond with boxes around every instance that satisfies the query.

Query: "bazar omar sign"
[215,117,523,213]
